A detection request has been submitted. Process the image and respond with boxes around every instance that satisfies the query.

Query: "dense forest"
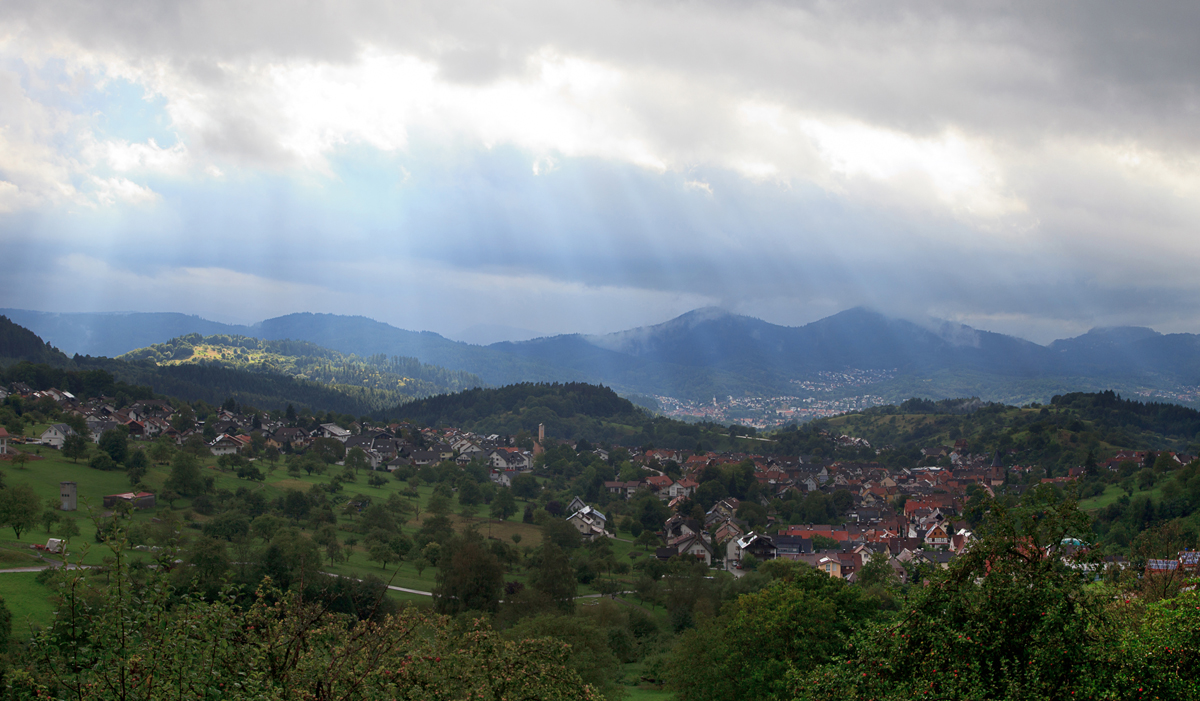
[384,382,761,452]
[0,316,72,368]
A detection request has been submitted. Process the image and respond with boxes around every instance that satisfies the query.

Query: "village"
[653,392,890,429]
[7,380,1198,586]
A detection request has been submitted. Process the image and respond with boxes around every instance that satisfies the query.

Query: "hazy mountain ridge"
[8,306,1200,405]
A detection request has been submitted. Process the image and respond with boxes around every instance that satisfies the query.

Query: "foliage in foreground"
[13,543,598,701]
[790,487,1200,701]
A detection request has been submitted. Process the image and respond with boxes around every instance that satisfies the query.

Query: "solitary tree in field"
[62,434,89,463]
[0,484,42,539]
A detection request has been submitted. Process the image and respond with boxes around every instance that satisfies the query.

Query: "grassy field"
[619,660,674,701]
[0,439,652,636]
[624,687,674,701]
[1078,482,1165,511]
[0,572,57,632]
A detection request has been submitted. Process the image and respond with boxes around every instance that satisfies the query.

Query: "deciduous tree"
[61,433,89,463]
[0,483,42,539]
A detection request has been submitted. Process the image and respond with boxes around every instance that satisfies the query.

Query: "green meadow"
[0,440,652,633]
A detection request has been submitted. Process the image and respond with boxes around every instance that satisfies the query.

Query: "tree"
[299,453,325,476]
[180,434,210,457]
[0,483,43,539]
[541,518,582,551]
[61,412,88,436]
[529,542,577,612]
[458,478,483,507]
[504,614,622,699]
[491,487,518,520]
[427,492,453,516]
[89,452,117,471]
[98,428,129,465]
[41,505,61,534]
[281,489,311,521]
[182,536,230,597]
[253,528,322,591]
[165,451,205,497]
[360,504,397,534]
[345,447,369,474]
[10,452,30,470]
[125,449,149,486]
[811,534,840,551]
[433,531,505,615]
[55,517,81,540]
[201,512,251,542]
[794,486,1103,701]
[18,536,601,701]
[667,568,877,701]
[856,550,896,590]
[171,403,196,432]
[310,437,345,464]
[251,514,286,543]
[512,473,540,500]
[147,436,174,464]
[368,539,398,570]
[325,538,344,565]
[61,433,89,463]
[636,530,661,551]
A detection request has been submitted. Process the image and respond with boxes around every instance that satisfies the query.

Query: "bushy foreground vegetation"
[0,487,1191,700]
[663,487,1200,701]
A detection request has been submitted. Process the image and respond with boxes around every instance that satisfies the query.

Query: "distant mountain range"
[6,306,1200,406]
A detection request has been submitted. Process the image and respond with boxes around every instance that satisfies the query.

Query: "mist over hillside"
[7,306,1200,407]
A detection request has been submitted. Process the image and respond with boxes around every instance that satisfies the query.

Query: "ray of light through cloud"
[2,1,1200,344]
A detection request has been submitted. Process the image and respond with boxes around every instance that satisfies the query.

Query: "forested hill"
[0,315,72,367]
[802,390,1200,474]
[384,382,763,450]
[386,382,644,439]
[0,319,455,415]
[118,333,483,401]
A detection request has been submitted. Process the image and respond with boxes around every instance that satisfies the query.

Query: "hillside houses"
[6,380,1114,587]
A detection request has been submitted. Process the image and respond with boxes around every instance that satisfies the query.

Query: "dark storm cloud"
[3,1,1200,341]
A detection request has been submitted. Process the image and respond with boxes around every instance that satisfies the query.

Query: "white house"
[39,424,76,449]
[491,469,519,487]
[209,434,244,456]
[487,448,532,471]
[566,505,609,539]
[319,423,352,442]
[669,478,699,499]
[673,533,714,565]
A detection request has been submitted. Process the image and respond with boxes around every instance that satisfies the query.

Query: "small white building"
[319,423,352,442]
[39,424,76,449]
[209,434,244,456]
[566,505,609,539]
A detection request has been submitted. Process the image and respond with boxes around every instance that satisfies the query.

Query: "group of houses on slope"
[8,383,1154,582]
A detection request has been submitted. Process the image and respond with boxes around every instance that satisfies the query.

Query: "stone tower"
[990,452,1004,483]
[60,481,77,511]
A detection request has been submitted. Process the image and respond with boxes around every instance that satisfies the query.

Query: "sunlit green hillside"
[120,334,483,402]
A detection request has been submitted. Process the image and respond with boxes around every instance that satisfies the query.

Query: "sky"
[3,1,1200,345]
